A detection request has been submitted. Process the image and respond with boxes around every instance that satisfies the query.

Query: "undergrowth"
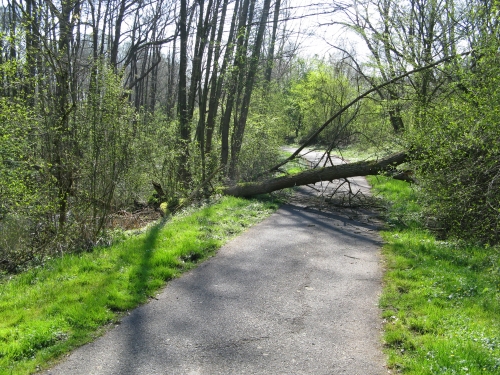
[0,196,279,375]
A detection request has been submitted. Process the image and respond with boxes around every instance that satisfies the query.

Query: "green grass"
[283,161,308,175]
[279,149,309,175]
[337,144,389,162]
[0,196,279,375]
[368,175,500,374]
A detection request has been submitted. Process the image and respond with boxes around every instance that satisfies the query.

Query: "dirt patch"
[107,208,161,230]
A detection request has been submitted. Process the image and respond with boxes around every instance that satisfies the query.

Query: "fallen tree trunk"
[223,151,408,197]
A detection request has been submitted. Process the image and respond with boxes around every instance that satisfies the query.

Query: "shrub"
[409,42,500,244]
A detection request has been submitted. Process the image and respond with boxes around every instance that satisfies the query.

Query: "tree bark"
[205,0,232,155]
[264,0,281,83]
[220,0,251,169]
[228,0,272,179]
[178,0,191,184]
[223,151,408,197]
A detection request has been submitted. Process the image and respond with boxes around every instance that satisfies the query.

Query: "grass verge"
[279,148,309,175]
[0,196,279,375]
[368,176,500,374]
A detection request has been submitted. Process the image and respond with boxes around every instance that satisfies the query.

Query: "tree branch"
[268,51,471,173]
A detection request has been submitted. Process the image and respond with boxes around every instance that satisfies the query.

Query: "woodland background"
[1,0,499,272]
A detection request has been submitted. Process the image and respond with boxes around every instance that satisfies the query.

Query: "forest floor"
[43,151,389,374]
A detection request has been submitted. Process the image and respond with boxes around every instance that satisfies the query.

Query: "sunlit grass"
[0,196,279,375]
[368,176,421,229]
[337,144,389,162]
[369,175,500,374]
[279,149,309,175]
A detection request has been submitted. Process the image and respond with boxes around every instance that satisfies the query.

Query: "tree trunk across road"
[223,151,408,197]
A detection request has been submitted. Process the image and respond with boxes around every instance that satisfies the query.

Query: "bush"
[409,43,500,244]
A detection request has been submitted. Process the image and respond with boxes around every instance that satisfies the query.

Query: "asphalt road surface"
[45,152,387,375]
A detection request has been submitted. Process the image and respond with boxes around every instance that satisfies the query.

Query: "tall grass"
[0,196,278,375]
[368,176,500,374]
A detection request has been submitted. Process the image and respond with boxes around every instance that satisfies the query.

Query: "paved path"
[281,147,373,207]
[45,152,387,375]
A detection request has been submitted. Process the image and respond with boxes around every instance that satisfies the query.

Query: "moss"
[159,202,169,216]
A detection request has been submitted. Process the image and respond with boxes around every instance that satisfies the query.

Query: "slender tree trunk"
[110,0,129,70]
[47,0,78,229]
[188,0,215,121]
[8,0,17,97]
[228,0,273,179]
[24,0,40,102]
[178,0,190,185]
[166,40,177,119]
[220,0,250,169]
[150,46,160,111]
[196,0,221,180]
[264,0,281,83]
[204,0,232,154]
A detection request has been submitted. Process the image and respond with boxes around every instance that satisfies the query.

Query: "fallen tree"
[223,151,408,197]
[268,53,470,174]
[222,54,473,198]
[220,54,472,198]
